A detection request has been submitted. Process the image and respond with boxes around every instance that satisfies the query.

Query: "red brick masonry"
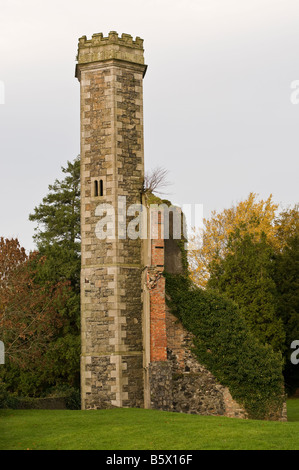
[149,213,167,362]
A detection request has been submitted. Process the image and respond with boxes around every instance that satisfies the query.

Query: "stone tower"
[76,32,147,409]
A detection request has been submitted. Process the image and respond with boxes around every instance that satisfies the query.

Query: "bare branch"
[143,166,172,195]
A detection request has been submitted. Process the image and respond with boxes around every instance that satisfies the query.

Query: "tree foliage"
[201,201,299,392]
[274,204,299,250]
[189,193,279,288]
[1,157,82,396]
[208,232,285,352]
[29,156,80,304]
[0,238,71,395]
[27,157,81,393]
[29,156,81,249]
[273,214,299,393]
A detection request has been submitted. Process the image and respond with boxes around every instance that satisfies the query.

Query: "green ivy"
[165,273,285,420]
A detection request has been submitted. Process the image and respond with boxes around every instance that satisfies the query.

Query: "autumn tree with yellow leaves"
[188,193,295,288]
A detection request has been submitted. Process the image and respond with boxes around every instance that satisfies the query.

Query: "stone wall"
[148,362,173,411]
[166,308,247,418]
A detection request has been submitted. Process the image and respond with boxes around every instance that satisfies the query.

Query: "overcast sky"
[0,0,298,251]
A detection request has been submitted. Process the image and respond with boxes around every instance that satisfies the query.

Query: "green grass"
[1,400,299,450]
[286,398,299,422]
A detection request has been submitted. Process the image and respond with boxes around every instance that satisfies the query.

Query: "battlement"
[76,31,145,67]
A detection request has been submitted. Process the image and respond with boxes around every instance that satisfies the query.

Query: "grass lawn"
[0,399,299,450]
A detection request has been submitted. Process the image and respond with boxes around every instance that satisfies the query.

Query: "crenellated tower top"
[76,31,145,76]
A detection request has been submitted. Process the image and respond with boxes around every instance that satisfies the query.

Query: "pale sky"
[0,0,298,251]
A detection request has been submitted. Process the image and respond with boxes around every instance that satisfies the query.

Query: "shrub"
[0,380,20,409]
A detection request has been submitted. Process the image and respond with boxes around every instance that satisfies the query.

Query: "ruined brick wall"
[147,209,248,418]
[149,223,288,420]
[149,213,167,363]
[76,32,147,409]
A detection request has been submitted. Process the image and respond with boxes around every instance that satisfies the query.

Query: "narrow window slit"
[94,180,99,197]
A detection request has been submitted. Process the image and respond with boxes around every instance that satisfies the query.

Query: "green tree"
[208,231,285,353]
[28,156,81,391]
[274,204,299,250]
[273,234,299,393]
[30,157,80,249]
